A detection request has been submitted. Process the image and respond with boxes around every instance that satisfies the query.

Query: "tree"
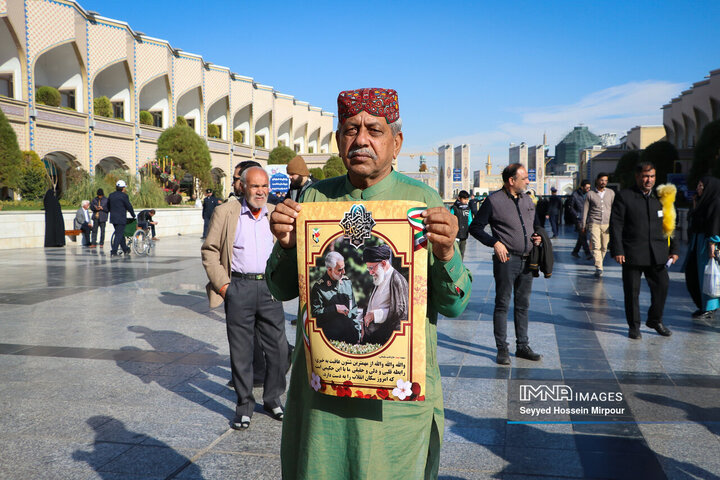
[19,151,49,200]
[323,155,347,179]
[233,130,244,144]
[156,125,211,188]
[690,120,720,185]
[93,96,112,118]
[309,167,325,180]
[613,150,640,189]
[175,116,187,127]
[269,145,295,165]
[255,134,265,148]
[0,108,22,191]
[640,140,678,185]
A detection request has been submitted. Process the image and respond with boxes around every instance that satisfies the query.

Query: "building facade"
[662,67,720,149]
[0,0,337,196]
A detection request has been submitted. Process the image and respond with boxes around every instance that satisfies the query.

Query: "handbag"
[703,257,720,298]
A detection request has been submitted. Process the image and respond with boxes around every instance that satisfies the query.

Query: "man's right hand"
[336,305,349,316]
[494,241,509,263]
[270,199,302,248]
[614,255,625,264]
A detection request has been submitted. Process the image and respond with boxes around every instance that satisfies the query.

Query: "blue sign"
[528,169,536,182]
[269,173,290,193]
[453,168,461,182]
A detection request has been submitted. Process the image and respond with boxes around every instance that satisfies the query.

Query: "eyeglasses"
[233,176,241,182]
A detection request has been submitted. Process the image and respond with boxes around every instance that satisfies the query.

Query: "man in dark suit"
[90,188,109,247]
[108,180,135,257]
[610,161,679,339]
[201,189,219,239]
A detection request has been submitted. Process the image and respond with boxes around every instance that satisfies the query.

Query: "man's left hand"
[531,233,542,246]
[668,254,679,265]
[363,312,374,327]
[422,207,458,262]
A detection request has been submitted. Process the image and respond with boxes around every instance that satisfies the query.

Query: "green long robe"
[265,170,473,480]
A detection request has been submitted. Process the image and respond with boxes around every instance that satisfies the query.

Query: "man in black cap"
[361,244,409,345]
[201,188,219,239]
[547,187,562,239]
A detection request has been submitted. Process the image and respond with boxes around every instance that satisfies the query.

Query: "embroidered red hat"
[337,88,399,125]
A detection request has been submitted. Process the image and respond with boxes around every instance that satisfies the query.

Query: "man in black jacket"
[569,180,592,259]
[90,188,109,247]
[201,189,219,239]
[108,180,135,257]
[450,190,472,259]
[469,164,543,365]
[610,162,679,339]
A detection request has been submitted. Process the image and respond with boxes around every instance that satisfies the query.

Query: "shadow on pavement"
[72,415,204,479]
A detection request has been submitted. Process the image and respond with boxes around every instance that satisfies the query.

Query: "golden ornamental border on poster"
[296,201,428,401]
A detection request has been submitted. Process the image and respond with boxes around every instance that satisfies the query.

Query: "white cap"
[116,180,127,188]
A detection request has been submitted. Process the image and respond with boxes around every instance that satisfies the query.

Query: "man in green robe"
[266,87,472,479]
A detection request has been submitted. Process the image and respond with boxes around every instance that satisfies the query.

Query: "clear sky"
[80,0,720,173]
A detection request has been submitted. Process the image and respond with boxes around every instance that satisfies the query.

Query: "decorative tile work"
[26,0,74,58]
[93,135,134,167]
[210,151,229,173]
[36,109,86,127]
[135,41,169,89]
[173,56,202,102]
[88,22,128,78]
[95,119,133,135]
[204,68,228,108]
[0,103,26,117]
[231,78,253,114]
[208,140,228,152]
[34,126,86,166]
[11,122,27,150]
[275,96,293,127]
[0,0,7,15]
[253,87,272,119]
[138,140,156,169]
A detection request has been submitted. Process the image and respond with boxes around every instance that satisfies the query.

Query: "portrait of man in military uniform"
[310,251,362,344]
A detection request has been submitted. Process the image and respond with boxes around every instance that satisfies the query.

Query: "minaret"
[486,154,492,176]
[543,131,547,147]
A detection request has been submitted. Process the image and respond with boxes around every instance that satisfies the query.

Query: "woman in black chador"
[43,187,65,247]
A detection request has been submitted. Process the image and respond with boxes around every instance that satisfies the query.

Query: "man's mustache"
[348,147,377,160]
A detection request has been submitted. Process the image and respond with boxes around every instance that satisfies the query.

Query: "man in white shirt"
[362,244,409,345]
[582,172,616,277]
[73,200,93,247]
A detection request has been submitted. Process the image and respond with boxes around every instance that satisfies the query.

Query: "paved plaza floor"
[0,227,718,479]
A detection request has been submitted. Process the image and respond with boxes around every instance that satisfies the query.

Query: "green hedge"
[233,130,245,143]
[255,135,265,148]
[175,116,187,127]
[93,96,113,118]
[35,86,61,107]
[139,110,153,125]
[207,124,220,138]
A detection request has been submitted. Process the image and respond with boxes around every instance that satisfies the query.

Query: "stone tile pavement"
[0,227,717,479]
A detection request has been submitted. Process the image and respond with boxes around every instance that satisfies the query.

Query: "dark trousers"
[202,217,211,238]
[111,223,129,254]
[572,226,590,255]
[457,238,467,259]
[91,221,106,245]
[548,214,560,237]
[621,264,669,331]
[224,277,288,417]
[493,254,533,350]
[138,221,156,238]
[80,223,91,246]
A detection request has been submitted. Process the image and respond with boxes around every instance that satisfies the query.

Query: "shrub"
[207,124,220,138]
[233,130,245,144]
[156,125,211,185]
[93,96,113,118]
[269,145,295,165]
[0,108,22,190]
[19,151,50,200]
[309,167,324,180]
[139,110,153,126]
[255,135,265,148]
[690,120,720,185]
[134,176,167,208]
[35,86,61,107]
[63,174,111,207]
[640,140,678,186]
[175,116,187,127]
[613,150,640,189]
[323,155,347,179]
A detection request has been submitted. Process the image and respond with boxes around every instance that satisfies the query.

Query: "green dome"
[555,126,602,167]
